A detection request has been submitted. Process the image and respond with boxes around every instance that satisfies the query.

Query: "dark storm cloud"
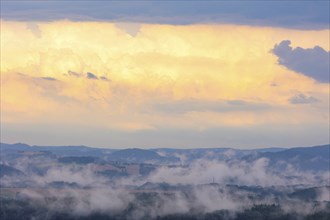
[1,1,329,29]
[289,93,319,104]
[272,40,330,83]
[86,72,98,80]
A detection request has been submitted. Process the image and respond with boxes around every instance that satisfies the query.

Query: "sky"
[0,1,329,149]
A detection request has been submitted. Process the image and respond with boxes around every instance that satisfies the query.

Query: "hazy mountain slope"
[1,143,329,170]
[106,148,180,163]
[0,164,25,177]
[243,145,330,171]
[0,142,114,157]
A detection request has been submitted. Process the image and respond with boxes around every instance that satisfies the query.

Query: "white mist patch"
[32,165,109,187]
[145,158,327,187]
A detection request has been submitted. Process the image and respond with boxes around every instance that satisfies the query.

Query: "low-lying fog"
[1,145,329,220]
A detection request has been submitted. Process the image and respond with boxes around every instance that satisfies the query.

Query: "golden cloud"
[1,20,329,130]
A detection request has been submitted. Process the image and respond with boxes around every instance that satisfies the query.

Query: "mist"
[1,145,329,220]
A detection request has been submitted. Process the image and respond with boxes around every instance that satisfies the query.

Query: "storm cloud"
[1,1,329,29]
[272,40,330,83]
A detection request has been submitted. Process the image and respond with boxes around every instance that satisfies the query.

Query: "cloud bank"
[1,1,329,29]
[1,21,329,148]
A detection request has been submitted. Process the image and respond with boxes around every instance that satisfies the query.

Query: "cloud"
[116,22,141,37]
[272,40,330,83]
[1,21,329,147]
[289,93,319,104]
[100,76,110,82]
[26,22,41,38]
[67,70,82,78]
[86,72,98,80]
[40,76,57,81]
[153,99,270,114]
[1,1,329,29]
[145,158,328,187]
[227,100,246,106]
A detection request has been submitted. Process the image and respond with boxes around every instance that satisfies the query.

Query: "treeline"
[1,199,330,220]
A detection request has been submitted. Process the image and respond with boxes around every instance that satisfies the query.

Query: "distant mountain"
[106,148,179,164]
[152,147,287,164]
[253,147,285,153]
[0,143,31,151]
[289,186,330,201]
[0,164,25,177]
[152,148,256,163]
[138,182,175,191]
[153,148,230,159]
[0,142,114,157]
[137,182,192,191]
[261,145,329,160]
[1,143,329,170]
[244,144,330,171]
[58,156,97,164]
[33,145,115,157]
